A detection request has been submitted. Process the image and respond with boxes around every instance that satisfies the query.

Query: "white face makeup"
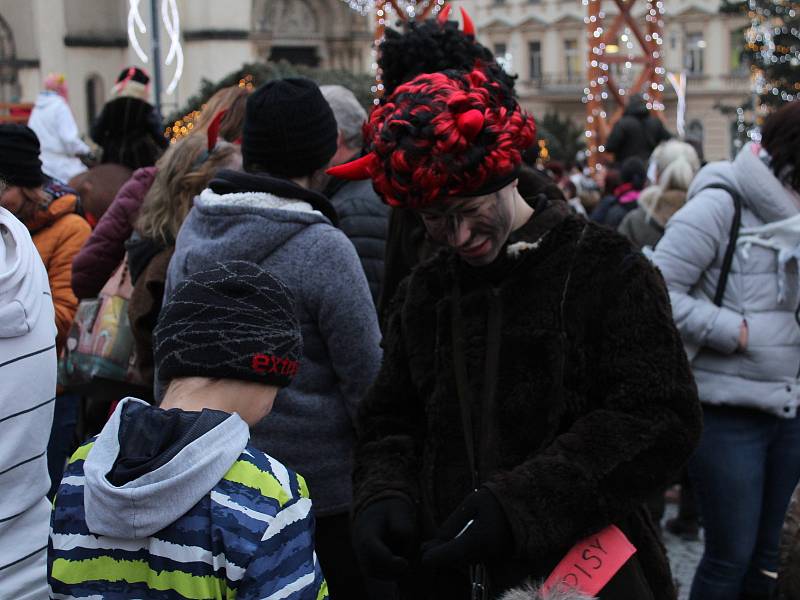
[419,182,518,266]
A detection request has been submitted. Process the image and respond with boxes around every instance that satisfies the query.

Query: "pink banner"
[541,525,636,596]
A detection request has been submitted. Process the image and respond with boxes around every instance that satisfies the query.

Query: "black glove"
[352,496,419,580]
[421,487,513,569]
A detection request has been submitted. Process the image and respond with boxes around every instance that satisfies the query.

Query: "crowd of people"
[2,10,800,600]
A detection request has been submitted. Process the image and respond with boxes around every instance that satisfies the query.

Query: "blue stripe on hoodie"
[48,398,328,600]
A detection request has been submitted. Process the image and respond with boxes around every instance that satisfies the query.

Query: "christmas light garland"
[582,0,666,165]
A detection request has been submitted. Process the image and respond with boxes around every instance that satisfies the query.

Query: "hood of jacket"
[34,90,64,111]
[23,178,81,233]
[210,169,339,225]
[0,207,49,339]
[83,397,249,539]
[177,170,337,270]
[688,142,799,225]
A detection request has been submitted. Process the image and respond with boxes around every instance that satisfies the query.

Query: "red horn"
[460,7,475,36]
[456,109,484,141]
[207,109,227,152]
[326,153,378,180]
[437,4,452,24]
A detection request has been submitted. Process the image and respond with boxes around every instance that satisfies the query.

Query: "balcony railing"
[528,74,585,93]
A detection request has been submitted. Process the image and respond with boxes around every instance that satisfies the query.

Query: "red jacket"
[71,167,157,299]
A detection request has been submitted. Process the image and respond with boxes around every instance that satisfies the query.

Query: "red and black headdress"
[378,6,514,100]
[328,67,536,209]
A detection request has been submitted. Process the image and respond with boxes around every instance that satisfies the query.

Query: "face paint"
[419,183,517,266]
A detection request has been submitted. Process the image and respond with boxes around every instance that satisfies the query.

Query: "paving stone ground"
[661,502,704,600]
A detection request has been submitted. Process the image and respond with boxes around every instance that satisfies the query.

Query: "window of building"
[685,32,705,75]
[269,46,320,67]
[564,39,581,80]
[85,74,104,130]
[730,27,748,74]
[494,43,507,57]
[0,15,19,102]
[529,41,542,81]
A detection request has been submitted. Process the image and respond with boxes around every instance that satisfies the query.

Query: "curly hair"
[191,85,250,143]
[364,67,535,208]
[379,19,516,99]
[761,100,800,193]
[136,134,240,245]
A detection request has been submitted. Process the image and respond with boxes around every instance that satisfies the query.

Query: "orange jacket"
[27,193,90,354]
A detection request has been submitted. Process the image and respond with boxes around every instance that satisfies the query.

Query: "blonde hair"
[136,135,240,245]
[639,139,701,221]
[650,139,700,192]
[191,85,250,143]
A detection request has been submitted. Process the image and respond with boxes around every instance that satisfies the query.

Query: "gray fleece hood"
[83,398,249,539]
[0,207,51,339]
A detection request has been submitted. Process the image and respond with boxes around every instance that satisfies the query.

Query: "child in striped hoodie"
[49,260,327,600]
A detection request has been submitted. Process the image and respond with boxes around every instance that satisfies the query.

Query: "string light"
[127,0,185,96]
[365,0,446,105]
[127,0,149,63]
[341,0,441,17]
[583,0,665,165]
[164,74,255,143]
[162,0,184,95]
[745,0,799,107]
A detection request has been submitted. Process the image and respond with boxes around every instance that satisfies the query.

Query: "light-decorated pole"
[583,0,666,169]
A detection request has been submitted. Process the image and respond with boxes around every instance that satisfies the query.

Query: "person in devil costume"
[374,7,563,323]
[333,67,702,599]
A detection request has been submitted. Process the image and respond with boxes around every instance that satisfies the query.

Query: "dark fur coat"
[353,205,702,600]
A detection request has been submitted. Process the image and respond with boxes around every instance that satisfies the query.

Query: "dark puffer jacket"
[605,98,671,163]
[353,206,701,599]
[325,177,390,305]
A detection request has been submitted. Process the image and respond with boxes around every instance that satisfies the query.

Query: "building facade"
[0,0,372,134]
[468,0,751,161]
[0,0,748,160]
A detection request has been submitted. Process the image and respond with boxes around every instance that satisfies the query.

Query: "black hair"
[378,19,516,99]
[621,156,647,190]
[761,100,800,193]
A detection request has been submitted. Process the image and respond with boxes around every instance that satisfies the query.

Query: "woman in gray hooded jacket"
[653,101,800,600]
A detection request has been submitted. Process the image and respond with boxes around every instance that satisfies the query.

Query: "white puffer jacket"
[654,143,800,418]
[27,91,89,182]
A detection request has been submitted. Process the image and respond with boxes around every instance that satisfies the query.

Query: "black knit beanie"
[115,66,150,85]
[0,124,44,188]
[154,261,302,387]
[242,77,338,178]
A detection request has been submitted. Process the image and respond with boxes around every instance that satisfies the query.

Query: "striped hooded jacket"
[49,398,328,600]
[0,206,56,600]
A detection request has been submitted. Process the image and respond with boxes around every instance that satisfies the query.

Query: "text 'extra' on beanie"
[242,77,338,179]
[0,124,44,188]
[153,261,303,388]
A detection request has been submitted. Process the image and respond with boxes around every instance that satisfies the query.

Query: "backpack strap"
[700,183,743,307]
